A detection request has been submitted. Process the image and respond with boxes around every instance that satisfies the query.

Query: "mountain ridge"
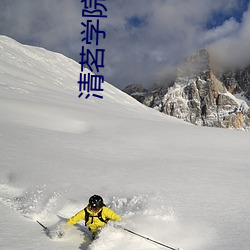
[123,49,250,130]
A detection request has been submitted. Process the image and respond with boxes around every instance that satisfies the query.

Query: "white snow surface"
[0,35,250,250]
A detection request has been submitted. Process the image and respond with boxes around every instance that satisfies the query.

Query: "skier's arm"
[104,207,122,222]
[67,209,85,225]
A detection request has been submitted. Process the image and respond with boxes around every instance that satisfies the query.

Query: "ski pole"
[37,220,48,231]
[122,227,180,250]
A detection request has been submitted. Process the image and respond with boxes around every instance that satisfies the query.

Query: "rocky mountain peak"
[177,49,210,78]
[123,49,250,130]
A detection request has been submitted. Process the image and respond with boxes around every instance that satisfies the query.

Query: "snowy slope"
[0,36,250,250]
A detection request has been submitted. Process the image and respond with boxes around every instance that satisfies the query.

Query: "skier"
[66,194,122,239]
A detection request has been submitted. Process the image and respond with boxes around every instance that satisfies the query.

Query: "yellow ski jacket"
[67,206,121,233]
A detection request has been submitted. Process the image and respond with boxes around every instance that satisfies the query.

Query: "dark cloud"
[0,0,249,89]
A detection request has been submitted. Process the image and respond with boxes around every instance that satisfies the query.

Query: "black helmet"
[89,195,104,210]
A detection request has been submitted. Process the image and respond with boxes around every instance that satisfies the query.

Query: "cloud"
[0,0,249,89]
[200,18,240,45]
[100,0,249,87]
[0,0,81,53]
[209,4,250,69]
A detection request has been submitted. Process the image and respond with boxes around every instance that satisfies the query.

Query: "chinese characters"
[78,0,107,99]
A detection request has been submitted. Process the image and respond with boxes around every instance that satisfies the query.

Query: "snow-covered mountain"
[217,65,250,100]
[124,49,250,130]
[1,36,250,250]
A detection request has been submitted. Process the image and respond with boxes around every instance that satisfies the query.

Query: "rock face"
[124,49,250,130]
[123,84,147,103]
[218,66,250,100]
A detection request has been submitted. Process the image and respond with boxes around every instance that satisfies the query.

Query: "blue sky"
[0,0,249,89]
[206,0,249,28]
